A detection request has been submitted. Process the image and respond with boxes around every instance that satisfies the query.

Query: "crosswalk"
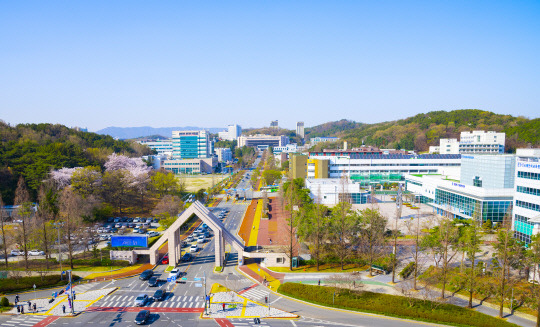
[229,318,268,326]
[95,294,205,308]
[71,282,95,293]
[240,287,268,301]
[1,315,43,327]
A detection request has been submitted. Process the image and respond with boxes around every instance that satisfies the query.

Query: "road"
[1,164,449,327]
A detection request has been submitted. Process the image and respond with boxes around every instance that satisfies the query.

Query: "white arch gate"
[151,201,245,267]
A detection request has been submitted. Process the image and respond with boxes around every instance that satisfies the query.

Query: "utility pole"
[203,271,207,315]
[68,270,75,314]
[53,222,63,279]
[392,184,402,283]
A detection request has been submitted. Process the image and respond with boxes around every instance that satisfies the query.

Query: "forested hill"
[317,110,539,153]
[0,122,153,204]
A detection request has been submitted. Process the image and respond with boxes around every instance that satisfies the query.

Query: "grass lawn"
[178,174,229,192]
[72,266,125,272]
[84,264,143,279]
[268,264,367,273]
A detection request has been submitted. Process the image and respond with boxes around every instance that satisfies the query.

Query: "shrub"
[0,297,9,307]
[0,274,80,294]
[399,262,415,279]
[278,283,518,327]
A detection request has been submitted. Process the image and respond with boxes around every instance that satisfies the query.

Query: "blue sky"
[1,1,539,131]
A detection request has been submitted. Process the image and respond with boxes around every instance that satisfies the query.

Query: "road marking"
[290,320,297,327]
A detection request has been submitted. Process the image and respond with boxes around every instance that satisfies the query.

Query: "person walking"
[33,303,37,313]
[62,305,66,314]
[21,306,24,314]
[27,301,31,311]
[15,294,19,303]
[16,305,20,314]
[318,279,320,286]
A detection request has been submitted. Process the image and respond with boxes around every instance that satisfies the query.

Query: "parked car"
[10,250,24,256]
[134,309,150,324]
[181,252,191,262]
[161,254,169,265]
[152,218,159,223]
[189,244,198,252]
[114,218,120,223]
[197,235,205,243]
[139,269,154,280]
[147,231,159,237]
[134,218,140,223]
[186,235,195,242]
[107,217,114,223]
[153,289,165,301]
[141,223,150,228]
[29,249,45,256]
[115,223,122,228]
[202,223,208,229]
[138,228,146,234]
[127,218,134,222]
[134,295,149,307]
[148,276,159,287]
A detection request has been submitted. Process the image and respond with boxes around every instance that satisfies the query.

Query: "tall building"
[270,120,279,130]
[218,124,242,141]
[291,154,308,179]
[296,122,305,139]
[138,139,173,156]
[513,148,540,244]
[460,155,516,188]
[215,147,233,163]
[172,130,211,159]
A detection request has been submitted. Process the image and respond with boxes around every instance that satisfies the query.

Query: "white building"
[513,148,540,245]
[142,154,169,170]
[305,178,370,206]
[172,130,212,159]
[215,147,233,163]
[310,137,339,145]
[218,124,242,141]
[273,144,298,154]
[459,131,505,154]
[296,122,305,139]
[138,139,173,156]
[237,134,289,148]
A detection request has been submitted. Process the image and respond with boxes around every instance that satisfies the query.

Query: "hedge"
[278,283,518,327]
[0,274,80,294]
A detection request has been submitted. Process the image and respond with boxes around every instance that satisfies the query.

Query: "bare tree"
[330,201,357,270]
[59,187,85,269]
[464,203,483,308]
[280,180,299,270]
[0,195,10,268]
[359,207,387,276]
[14,176,34,270]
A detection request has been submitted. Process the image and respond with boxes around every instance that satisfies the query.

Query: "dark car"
[107,217,114,223]
[148,276,159,287]
[134,310,150,325]
[127,218,134,222]
[139,269,154,280]
[181,252,191,262]
[153,289,165,301]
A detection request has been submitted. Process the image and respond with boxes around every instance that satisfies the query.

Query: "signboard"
[167,277,171,283]
[195,283,203,287]
[194,277,201,281]
[111,235,148,248]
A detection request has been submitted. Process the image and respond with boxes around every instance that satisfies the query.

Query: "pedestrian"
[353,280,356,288]
[62,305,66,314]
[15,294,19,303]
[318,279,320,286]
[222,303,225,311]
[16,305,20,313]
[33,303,36,313]
[21,306,24,314]
[28,301,31,310]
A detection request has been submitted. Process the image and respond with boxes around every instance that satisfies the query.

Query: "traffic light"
[265,296,268,303]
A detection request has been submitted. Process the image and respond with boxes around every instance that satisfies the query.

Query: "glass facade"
[516,186,540,197]
[517,171,540,180]
[434,189,511,222]
[514,215,534,244]
[516,200,540,213]
[460,155,515,188]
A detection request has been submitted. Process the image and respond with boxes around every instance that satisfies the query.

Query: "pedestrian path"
[1,315,44,327]
[238,286,268,302]
[94,294,205,308]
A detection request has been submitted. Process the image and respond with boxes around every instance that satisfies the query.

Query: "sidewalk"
[84,263,153,281]
[238,264,284,291]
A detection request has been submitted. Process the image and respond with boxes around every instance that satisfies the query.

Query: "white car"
[197,235,205,243]
[189,244,198,252]
[168,268,181,280]
[147,231,160,237]
[10,250,24,256]
[28,250,45,256]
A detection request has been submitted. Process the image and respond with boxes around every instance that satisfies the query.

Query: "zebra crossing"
[71,281,96,293]
[95,294,205,308]
[239,287,269,301]
[1,315,44,327]
[229,318,268,326]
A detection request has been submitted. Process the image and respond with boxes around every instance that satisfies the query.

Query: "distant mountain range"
[95,126,226,139]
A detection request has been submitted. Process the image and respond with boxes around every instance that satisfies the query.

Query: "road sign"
[194,277,201,281]
[167,277,172,283]
[181,277,187,281]
[171,276,176,282]
[195,283,203,287]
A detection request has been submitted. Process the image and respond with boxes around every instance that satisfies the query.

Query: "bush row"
[278,283,518,327]
[0,274,80,294]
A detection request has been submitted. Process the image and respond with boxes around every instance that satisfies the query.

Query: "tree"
[71,166,102,197]
[359,207,387,276]
[152,195,184,219]
[463,204,483,308]
[59,187,86,269]
[14,176,34,270]
[101,170,131,214]
[527,234,540,327]
[150,170,181,197]
[330,201,357,270]
[36,184,59,270]
[298,200,329,271]
[280,180,300,271]
[0,195,10,268]
[262,170,281,186]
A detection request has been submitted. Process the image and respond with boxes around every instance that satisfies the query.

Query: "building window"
[473,176,482,187]
[276,257,284,264]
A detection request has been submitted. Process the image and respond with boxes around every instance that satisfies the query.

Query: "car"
[134,218,140,223]
[134,294,149,307]
[114,218,120,223]
[186,235,194,242]
[202,223,208,229]
[181,252,191,262]
[128,223,136,228]
[127,218,134,222]
[161,255,169,265]
[28,249,45,256]
[145,218,153,223]
[107,218,114,223]
[147,231,159,237]
[197,235,205,243]
[153,289,165,301]
[148,276,159,287]
[139,269,154,280]
[121,217,128,222]
[141,222,150,228]
[134,309,150,325]
[196,227,204,233]
[10,250,24,256]
[115,223,122,228]
[168,268,181,280]
[138,228,146,234]
[189,244,198,252]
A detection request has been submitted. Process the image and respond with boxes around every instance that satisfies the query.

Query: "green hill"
[314,110,537,153]
[0,122,153,204]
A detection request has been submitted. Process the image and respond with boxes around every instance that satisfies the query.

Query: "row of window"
[516,186,540,197]
[516,200,540,213]
[518,171,540,181]
[434,189,512,222]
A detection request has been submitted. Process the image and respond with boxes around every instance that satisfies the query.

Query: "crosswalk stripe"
[176,302,182,308]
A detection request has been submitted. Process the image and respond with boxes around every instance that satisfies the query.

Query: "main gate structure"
[149,201,244,266]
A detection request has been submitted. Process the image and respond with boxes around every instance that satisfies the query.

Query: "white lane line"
[176,302,182,308]
[290,321,297,327]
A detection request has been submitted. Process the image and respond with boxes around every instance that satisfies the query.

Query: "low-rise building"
[215,147,232,163]
[163,157,217,174]
[306,178,370,205]
[138,139,173,156]
[237,134,289,148]
[513,148,540,244]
